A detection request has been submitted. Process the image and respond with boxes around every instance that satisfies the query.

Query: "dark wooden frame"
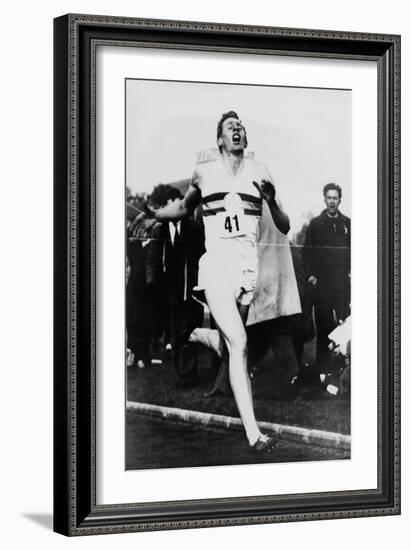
[54,13,401,536]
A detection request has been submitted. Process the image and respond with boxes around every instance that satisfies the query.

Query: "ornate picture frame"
[53,14,400,535]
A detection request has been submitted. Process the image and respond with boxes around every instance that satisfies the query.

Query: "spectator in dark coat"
[126,213,157,368]
[127,184,188,367]
[303,183,351,374]
[146,198,205,387]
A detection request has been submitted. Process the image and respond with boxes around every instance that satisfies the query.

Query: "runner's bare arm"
[252,176,290,235]
[155,170,202,221]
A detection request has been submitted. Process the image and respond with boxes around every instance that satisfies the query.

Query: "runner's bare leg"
[189,328,225,358]
[204,287,261,446]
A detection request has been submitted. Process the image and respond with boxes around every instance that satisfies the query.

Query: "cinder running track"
[126,411,350,470]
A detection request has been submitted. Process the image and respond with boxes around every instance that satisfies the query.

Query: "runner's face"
[219,117,247,153]
[324,190,341,215]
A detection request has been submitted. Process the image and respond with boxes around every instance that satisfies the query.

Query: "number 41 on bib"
[218,211,246,238]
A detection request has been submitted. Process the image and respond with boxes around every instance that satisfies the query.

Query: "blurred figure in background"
[126,184,178,368]
[125,255,135,368]
[327,316,351,397]
[127,208,157,368]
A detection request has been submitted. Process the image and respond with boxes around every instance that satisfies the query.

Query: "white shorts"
[197,252,258,306]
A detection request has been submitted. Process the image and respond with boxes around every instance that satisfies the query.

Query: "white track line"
[126,401,350,451]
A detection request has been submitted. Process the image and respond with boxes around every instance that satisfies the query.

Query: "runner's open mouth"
[232,133,241,144]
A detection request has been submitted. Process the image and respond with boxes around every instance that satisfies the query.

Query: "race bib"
[217,193,246,238]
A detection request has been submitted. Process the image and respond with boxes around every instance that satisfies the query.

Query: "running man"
[154,111,293,453]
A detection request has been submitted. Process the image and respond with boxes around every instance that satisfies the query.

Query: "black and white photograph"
[1,0,405,543]
[125,78,352,470]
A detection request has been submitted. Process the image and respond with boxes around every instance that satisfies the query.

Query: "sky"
[126,78,351,235]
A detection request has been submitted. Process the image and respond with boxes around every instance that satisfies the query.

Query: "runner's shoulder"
[191,160,219,191]
[246,158,272,180]
[191,165,204,191]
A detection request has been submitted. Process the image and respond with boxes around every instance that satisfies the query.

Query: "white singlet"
[195,158,271,259]
[194,157,272,304]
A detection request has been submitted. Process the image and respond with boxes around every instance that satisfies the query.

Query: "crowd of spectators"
[126,181,351,397]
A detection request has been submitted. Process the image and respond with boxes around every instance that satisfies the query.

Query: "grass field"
[127,346,350,434]
[126,344,350,470]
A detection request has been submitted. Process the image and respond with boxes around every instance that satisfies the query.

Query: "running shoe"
[252,433,279,454]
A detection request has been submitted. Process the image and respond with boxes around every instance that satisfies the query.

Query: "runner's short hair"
[323,182,342,199]
[216,111,248,152]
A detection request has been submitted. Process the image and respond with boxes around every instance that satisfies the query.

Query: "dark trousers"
[168,297,204,384]
[314,275,350,372]
[127,281,169,363]
[126,282,150,363]
[212,317,299,393]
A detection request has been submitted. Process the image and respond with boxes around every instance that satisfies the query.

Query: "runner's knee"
[225,332,248,356]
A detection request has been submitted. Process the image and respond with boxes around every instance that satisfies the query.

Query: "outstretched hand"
[128,204,156,241]
[143,202,156,219]
[252,179,276,204]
